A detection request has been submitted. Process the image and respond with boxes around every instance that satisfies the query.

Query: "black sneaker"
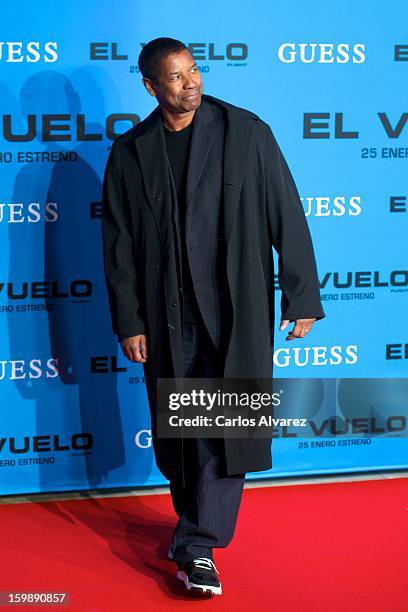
[176,557,222,596]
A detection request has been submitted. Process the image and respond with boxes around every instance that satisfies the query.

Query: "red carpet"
[0,477,407,611]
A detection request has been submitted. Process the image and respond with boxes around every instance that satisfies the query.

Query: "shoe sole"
[176,570,222,596]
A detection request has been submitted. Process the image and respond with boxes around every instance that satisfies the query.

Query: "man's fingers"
[140,335,148,360]
[286,321,303,340]
[121,335,148,362]
[130,338,147,363]
[298,326,311,338]
[285,319,316,341]
[129,344,140,362]
[123,346,132,361]
[280,319,290,331]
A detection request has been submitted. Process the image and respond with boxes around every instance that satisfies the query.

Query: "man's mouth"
[184,91,200,100]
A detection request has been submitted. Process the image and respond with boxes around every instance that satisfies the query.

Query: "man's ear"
[142,77,157,97]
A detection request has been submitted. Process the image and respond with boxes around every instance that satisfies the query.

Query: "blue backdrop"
[0,0,407,494]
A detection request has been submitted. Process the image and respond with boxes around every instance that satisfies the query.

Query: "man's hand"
[120,335,148,362]
[280,318,316,341]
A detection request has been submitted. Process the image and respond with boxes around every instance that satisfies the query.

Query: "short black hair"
[138,37,189,81]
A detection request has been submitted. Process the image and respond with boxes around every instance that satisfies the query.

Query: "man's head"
[138,37,203,115]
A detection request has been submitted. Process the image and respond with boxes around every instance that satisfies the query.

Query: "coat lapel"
[185,99,216,209]
[222,106,254,242]
[134,106,172,252]
[192,95,254,242]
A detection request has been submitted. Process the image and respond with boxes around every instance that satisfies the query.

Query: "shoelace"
[192,557,220,574]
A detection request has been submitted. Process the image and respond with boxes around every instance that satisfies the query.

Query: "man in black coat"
[101,37,325,596]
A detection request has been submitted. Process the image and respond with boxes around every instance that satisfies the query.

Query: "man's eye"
[192,67,197,72]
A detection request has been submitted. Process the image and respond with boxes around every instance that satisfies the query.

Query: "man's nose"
[183,74,197,89]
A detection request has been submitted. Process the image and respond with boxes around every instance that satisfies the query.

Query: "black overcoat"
[101,94,325,480]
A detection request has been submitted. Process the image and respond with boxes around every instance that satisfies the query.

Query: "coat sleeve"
[265,124,325,322]
[101,142,146,339]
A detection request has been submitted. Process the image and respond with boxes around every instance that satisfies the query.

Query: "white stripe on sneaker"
[176,570,222,596]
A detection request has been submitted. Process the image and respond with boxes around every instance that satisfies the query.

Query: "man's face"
[143,49,203,114]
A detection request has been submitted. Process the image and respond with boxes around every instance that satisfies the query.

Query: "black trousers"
[169,314,246,569]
